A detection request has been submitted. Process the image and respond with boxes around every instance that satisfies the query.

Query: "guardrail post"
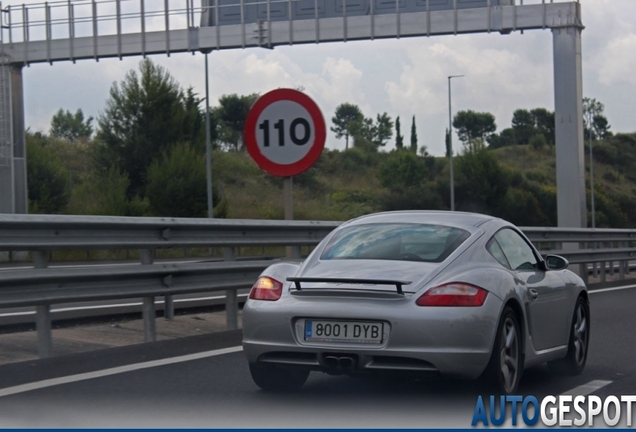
[36,304,52,358]
[600,262,606,284]
[579,263,588,286]
[33,250,48,269]
[289,245,301,259]
[223,247,235,261]
[33,250,53,358]
[140,249,153,265]
[226,289,238,331]
[142,296,156,342]
[223,247,239,330]
[619,259,626,280]
[140,249,158,340]
[164,296,174,321]
[141,248,174,321]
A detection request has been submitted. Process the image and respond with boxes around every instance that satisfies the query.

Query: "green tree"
[487,128,515,149]
[583,97,611,140]
[377,150,443,211]
[511,109,536,145]
[499,187,551,226]
[146,143,224,218]
[452,110,496,151]
[530,108,555,145]
[349,113,393,152]
[215,93,259,151]
[374,113,393,149]
[350,117,375,151]
[455,148,509,214]
[50,109,94,141]
[410,116,418,153]
[182,88,206,150]
[530,134,547,150]
[593,114,611,140]
[509,108,555,146]
[378,150,425,190]
[96,59,201,198]
[26,133,70,214]
[395,116,404,149]
[331,103,364,150]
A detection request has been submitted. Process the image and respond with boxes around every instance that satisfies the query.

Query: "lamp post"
[448,75,464,212]
[583,97,604,228]
[589,129,595,228]
[204,51,214,219]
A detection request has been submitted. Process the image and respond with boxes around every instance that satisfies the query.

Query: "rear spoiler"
[287,277,412,295]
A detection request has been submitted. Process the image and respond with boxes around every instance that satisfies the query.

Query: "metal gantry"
[0,0,586,230]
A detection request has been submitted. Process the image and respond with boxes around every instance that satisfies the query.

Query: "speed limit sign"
[244,89,326,177]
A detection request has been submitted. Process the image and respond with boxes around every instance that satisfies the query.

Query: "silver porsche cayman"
[242,211,590,394]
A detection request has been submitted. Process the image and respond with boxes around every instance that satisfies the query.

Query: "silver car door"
[493,229,570,351]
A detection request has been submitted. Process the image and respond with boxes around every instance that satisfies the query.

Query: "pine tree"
[395,116,404,149]
[410,116,418,153]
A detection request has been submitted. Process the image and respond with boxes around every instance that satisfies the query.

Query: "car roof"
[345,211,499,230]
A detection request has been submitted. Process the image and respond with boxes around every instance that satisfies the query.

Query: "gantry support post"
[553,24,586,229]
[0,63,28,215]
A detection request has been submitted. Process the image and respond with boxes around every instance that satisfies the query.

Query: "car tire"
[548,296,590,376]
[249,363,310,391]
[482,307,523,395]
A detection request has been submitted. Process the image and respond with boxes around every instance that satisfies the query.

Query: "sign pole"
[283,177,293,220]
[284,176,295,259]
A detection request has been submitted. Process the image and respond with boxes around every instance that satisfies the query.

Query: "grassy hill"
[28,130,636,228]
[215,133,636,228]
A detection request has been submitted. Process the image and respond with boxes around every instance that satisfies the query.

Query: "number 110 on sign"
[258,118,311,147]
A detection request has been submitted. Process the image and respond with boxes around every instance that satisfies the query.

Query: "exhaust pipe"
[324,356,340,369]
[338,357,354,369]
[323,355,356,371]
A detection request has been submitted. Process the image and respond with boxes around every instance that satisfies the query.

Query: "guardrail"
[523,227,636,284]
[0,214,339,358]
[1,214,635,359]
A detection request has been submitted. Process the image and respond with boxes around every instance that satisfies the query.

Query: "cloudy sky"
[5,0,636,156]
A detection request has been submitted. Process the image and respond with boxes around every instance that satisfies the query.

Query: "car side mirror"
[544,254,569,271]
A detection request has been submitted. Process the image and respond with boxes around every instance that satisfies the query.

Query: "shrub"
[146,143,223,218]
[26,134,70,214]
[66,168,148,216]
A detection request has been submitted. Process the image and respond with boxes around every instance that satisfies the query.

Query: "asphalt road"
[0,285,635,428]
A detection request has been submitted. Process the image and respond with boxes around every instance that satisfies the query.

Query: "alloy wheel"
[499,317,519,394]
[573,302,588,365]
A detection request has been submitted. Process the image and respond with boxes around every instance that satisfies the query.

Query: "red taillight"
[416,283,488,307]
[249,276,283,301]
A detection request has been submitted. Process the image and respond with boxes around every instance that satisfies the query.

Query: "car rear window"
[321,223,470,263]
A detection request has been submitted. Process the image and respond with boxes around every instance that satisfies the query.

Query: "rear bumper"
[242,293,503,380]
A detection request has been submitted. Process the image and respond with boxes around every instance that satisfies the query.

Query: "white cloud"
[590,34,636,87]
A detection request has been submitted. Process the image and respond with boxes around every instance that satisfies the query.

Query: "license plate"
[304,320,384,344]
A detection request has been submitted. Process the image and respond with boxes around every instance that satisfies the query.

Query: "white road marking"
[0,346,243,398]
[560,380,613,396]
[589,284,636,295]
